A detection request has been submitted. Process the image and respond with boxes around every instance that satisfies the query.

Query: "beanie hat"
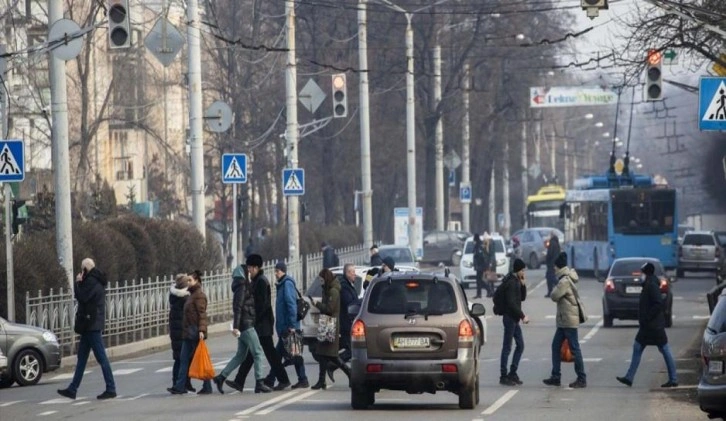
[246,254,263,267]
[555,252,568,269]
[275,261,287,273]
[641,262,655,275]
[382,256,395,271]
[513,258,526,273]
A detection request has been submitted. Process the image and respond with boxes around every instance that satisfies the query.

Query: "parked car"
[0,348,7,376]
[677,231,723,278]
[511,227,564,269]
[377,244,418,268]
[349,271,485,409]
[0,317,61,387]
[600,258,673,328]
[698,288,726,419]
[459,234,509,289]
[422,230,466,266]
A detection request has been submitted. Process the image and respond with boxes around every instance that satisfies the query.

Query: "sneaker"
[499,375,516,386]
[291,379,309,389]
[97,391,117,400]
[225,379,245,392]
[167,387,187,395]
[616,376,632,387]
[57,388,77,400]
[212,375,225,394]
[273,381,291,391]
[569,379,587,388]
[660,381,678,388]
[542,377,561,386]
[508,373,523,385]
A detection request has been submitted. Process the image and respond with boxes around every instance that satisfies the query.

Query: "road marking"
[580,319,604,344]
[37,411,58,417]
[119,393,149,401]
[41,398,83,404]
[583,358,602,362]
[113,368,143,376]
[235,391,299,415]
[546,315,556,319]
[72,401,91,406]
[693,315,710,320]
[155,366,173,373]
[0,400,25,407]
[50,371,90,381]
[255,390,319,415]
[481,389,518,415]
[533,279,547,291]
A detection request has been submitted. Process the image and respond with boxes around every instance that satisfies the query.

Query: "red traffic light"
[647,49,662,66]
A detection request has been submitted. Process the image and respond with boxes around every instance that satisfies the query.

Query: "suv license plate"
[708,360,723,374]
[625,286,642,294]
[394,337,430,349]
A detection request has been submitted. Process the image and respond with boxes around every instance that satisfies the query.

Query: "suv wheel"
[458,380,476,409]
[528,253,539,270]
[351,386,372,409]
[13,349,43,386]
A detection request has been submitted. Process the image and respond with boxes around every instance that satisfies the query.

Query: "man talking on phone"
[498,258,529,386]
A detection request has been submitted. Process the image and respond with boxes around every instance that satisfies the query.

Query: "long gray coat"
[314,277,341,358]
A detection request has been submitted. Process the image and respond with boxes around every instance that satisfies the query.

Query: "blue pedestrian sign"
[0,139,25,182]
[282,168,305,196]
[699,77,726,131]
[459,181,472,204]
[222,153,247,184]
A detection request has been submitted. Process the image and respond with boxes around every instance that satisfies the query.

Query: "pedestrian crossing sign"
[699,77,726,131]
[282,168,304,196]
[0,139,25,182]
[222,153,247,184]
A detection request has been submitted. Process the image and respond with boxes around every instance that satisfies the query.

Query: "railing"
[26,244,370,356]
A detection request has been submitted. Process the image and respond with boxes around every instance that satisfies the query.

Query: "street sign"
[205,101,233,133]
[443,150,461,170]
[459,182,472,204]
[144,18,185,67]
[530,86,618,108]
[662,49,678,65]
[699,77,726,131]
[222,153,247,184]
[299,79,326,114]
[528,163,542,179]
[48,19,83,61]
[0,139,24,182]
[282,168,305,196]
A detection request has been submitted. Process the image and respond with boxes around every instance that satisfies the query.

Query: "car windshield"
[707,296,726,334]
[464,239,504,254]
[609,261,664,277]
[683,234,715,246]
[379,247,414,263]
[367,279,458,315]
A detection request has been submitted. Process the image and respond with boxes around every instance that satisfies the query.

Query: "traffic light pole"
[1,49,14,321]
[357,1,373,249]
[187,0,206,239]
[285,0,300,264]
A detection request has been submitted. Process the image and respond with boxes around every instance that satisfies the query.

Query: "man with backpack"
[493,258,529,386]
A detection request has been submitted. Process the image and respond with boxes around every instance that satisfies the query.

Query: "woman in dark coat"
[616,262,678,388]
[310,269,350,390]
[169,274,194,391]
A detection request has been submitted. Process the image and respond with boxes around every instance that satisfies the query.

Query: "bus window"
[566,201,607,242]
[611,189,675,235]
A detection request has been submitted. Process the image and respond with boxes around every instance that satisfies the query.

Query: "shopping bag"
[316,314,338,343]
[561,338,574,363]
[283,330,304,359]
[189,340,215,380]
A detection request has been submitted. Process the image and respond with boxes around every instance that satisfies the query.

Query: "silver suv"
[678,231,723,278]
[349,271,485,409]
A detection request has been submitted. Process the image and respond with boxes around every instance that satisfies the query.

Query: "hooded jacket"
[274,274,300,336]
[182,283,209,339]
[550,266,581,328]
[251,270,274,337]
[232,275,256,333]
[314,276,342,358]
[635,273,668,346]
[75,267,108,332]
[501,272,527,321]
[169,284,190,341]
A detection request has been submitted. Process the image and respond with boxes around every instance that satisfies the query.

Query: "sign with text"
[530,86,618,108]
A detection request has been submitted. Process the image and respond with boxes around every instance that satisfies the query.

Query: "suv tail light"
[458,319,474,342]
[352,319,366,342]
[604,278,615,293]
[659,277,669,293]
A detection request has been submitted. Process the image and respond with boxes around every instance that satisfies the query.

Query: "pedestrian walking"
[321,242,340,269]
[326,264,359,383]
[168,271,212,395]
[58,258,117,400]
[212,264,273,394]
[169,274,195,392]
[544,232,561,298]
[369,245,383,266]
[542,252,587,388]
[264,262,309,389]
[473,234,486,299]
[616,262,678,388]
[498,258,529,386]
[226,254,291,392]
[310,269,351,390]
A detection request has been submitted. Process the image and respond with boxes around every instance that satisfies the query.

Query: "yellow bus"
[526,184,566,230]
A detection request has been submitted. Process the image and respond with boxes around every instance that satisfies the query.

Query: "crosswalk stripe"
[113,368,143,376]
[0,400,25,407]
[38,411,58,416]
[50,371,90,381]
[155,366,173,373]
[255,390,319,415]
[236,391,298,416]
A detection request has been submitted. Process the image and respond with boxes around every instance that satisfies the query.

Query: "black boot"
[338,359,351,379]
[213,374,225,394]
[255,379,272,393]
[311,363,327,390]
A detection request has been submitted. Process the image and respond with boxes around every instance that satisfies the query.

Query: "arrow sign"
[663,49,678,65]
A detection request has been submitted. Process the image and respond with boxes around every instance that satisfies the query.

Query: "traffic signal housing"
[581,0,608,19]
[11,199,27,235]
[108,0,131,49]
[645,49,663,101]
[331,73,347,118]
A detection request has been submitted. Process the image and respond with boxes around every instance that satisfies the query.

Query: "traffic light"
[11,199,27,235]
[331,73,347,118]
[645,49,663,101]
[581,0,608,19]
[108,0,131,49]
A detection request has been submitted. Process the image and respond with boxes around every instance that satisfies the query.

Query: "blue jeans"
[501,315,524,377]
[267,338,307,383]
[174,338,212,392]
[220,329,266,381]
[545,268,557,295]
[624,340,677,383]
[68,331,116,393]
[550,327,586,382]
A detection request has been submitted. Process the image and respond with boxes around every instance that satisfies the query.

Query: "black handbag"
[295,288,310,321]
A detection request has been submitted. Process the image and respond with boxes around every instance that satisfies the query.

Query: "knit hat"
[382,256,395,271]
[513,258,526,273]
[246,254,263,267]
[554,252,568,269]
[641,262,655,275]
[275,261,287,273]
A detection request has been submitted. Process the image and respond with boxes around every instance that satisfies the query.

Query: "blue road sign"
[0,139,25,182]
[699,77,726,131]
[459,182,472,204]
[222,153,247,183]
[282,168,305,196]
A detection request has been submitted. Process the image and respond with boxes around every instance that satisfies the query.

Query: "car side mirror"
[470,303,486,317]
[348,304,361,317]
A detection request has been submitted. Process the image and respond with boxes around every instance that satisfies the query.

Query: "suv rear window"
[464,239,504,254]
[707,295,726,334]
[610,260,664,277]
[367,279,458,315]
[379,247,414,262]
[683,234,715,246]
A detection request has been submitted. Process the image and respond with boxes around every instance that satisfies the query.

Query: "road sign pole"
[232,184,238,269]
[462,63,471,233]
[285,1,300,264]
[1,63,14,321]
[357,2,373,249]
[187,0,206,239]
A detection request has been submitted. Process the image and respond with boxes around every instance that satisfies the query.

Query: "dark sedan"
[698,288,726,419]
[601,258,673,328]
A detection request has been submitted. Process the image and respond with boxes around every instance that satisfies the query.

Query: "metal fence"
[25,244,370,356]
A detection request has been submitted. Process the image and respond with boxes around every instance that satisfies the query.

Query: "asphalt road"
[0,267,714,421]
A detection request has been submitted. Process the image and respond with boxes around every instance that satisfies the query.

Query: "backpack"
[492,281,507,316]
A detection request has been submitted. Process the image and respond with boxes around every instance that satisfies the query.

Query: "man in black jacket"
[544,232,561,298]
[58,258,117,400]
[227,254,291,392]
[498,258,529,386]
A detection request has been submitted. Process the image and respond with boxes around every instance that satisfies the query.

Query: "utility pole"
[521,109,528,216]
[357,0,373,248]
[503,142,511,238]
[564,134,569,187]
[187,0,205,238]
[404,15,418,256]
[489,163,495,233]
[1,44,15,321]
[285,0,300,263]
[433,45,444,231]
[550,127,556,181]
[461,63,470,233]
[48,0,74,289]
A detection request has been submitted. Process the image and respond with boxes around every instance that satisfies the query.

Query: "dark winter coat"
[168,284,190,341]
[314,277,341,358]
[370,253,383,266]
[501,273,527,321]
[338,274,359,337]
[635,274,668,346]
[322,246,339,269]
[232,275,256,333]
[74,267,108,332]
[251,270,274,337]
[182,283,208,339]
[473,239,487,272]
[545,236,561,271]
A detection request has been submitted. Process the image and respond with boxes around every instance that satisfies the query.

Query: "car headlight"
[462,260,473,268]
[42,331,58,343]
